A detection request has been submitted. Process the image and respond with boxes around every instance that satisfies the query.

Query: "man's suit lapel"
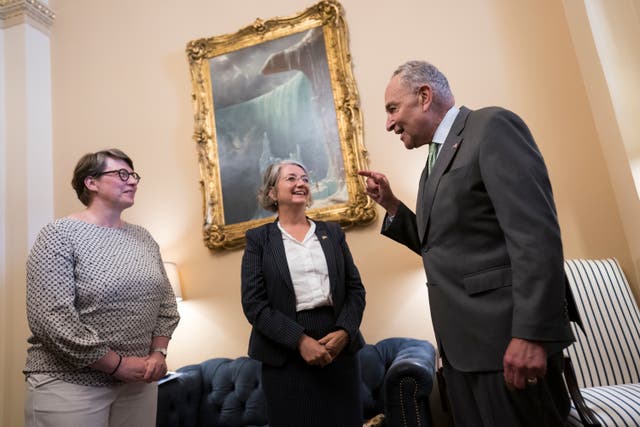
[418,107,471,243]
[267,221,295,293]
[416,164,430,239]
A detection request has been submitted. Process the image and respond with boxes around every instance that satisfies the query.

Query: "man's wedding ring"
[526,377,538,386]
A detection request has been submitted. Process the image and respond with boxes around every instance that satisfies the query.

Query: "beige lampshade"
[163,262,183,301]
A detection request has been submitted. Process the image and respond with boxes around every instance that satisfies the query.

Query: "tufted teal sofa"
[156,337,437,427]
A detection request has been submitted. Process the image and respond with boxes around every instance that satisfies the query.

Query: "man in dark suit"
[359,60,577,427]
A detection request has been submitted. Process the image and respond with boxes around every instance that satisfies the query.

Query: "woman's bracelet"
[109,354,123,375]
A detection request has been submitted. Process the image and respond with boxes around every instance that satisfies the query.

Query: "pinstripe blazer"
[241,220,366,367]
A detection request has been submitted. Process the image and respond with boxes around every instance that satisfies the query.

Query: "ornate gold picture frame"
[186,0,375,250]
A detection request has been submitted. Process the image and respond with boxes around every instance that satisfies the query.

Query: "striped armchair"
[563,259,640,426]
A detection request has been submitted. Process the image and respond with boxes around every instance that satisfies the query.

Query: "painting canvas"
[211,27,345,224]
[187,0,375,249]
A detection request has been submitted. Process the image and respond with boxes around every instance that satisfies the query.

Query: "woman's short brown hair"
[257,160,312,212]
[71,148,134,206]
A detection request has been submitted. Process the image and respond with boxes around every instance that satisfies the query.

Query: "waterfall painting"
[187,0,376,250]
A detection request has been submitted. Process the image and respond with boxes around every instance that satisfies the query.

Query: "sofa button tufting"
[156,340,437,427]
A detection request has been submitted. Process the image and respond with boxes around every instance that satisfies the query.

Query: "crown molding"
[0,0,55,33]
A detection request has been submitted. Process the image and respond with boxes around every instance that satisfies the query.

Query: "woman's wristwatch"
[151,347,168,357]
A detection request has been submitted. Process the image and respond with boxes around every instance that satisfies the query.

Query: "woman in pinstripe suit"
[241,160,366,427]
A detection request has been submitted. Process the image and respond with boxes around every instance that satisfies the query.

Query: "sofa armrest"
[156,365,203,427]
[380,338,436,427]
[563,356,601,427]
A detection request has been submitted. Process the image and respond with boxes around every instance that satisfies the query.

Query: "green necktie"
[427,142,439,174]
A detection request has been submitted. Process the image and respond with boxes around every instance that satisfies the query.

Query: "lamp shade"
[163,262,183,301]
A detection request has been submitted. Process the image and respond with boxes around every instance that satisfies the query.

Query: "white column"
[563,0,640,294]
[583,0,640,195]
[0,1,55,426]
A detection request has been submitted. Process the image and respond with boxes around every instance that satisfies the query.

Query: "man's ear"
[418,84,433,111]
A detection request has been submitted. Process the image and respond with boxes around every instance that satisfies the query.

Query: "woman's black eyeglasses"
[95,169,142,182]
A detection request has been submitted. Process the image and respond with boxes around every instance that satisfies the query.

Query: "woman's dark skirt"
[261,306,362,427]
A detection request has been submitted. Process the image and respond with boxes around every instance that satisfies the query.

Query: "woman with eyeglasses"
[241,160,366,427]
[23,148,180,427]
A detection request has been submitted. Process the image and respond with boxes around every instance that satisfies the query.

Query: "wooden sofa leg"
[563,356,601,427]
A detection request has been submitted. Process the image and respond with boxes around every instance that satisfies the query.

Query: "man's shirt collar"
[432,105,460,145]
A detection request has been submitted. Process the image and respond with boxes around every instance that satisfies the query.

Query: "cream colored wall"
[563,0,640,302]
[3,0,638,425]
[0,20,6,427]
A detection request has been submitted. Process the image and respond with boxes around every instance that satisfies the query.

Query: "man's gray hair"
[393,60,454,105]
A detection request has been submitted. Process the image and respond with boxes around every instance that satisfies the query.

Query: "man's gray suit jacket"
[383,106,578,372]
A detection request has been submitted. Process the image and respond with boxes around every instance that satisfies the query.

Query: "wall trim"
[0,0,55,33]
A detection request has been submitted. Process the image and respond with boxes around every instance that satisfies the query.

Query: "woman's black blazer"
[241,220,366,366]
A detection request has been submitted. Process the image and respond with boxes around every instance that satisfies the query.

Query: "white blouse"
[278,220,333,311]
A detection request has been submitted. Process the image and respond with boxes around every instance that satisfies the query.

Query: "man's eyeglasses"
[95,169,142,182]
